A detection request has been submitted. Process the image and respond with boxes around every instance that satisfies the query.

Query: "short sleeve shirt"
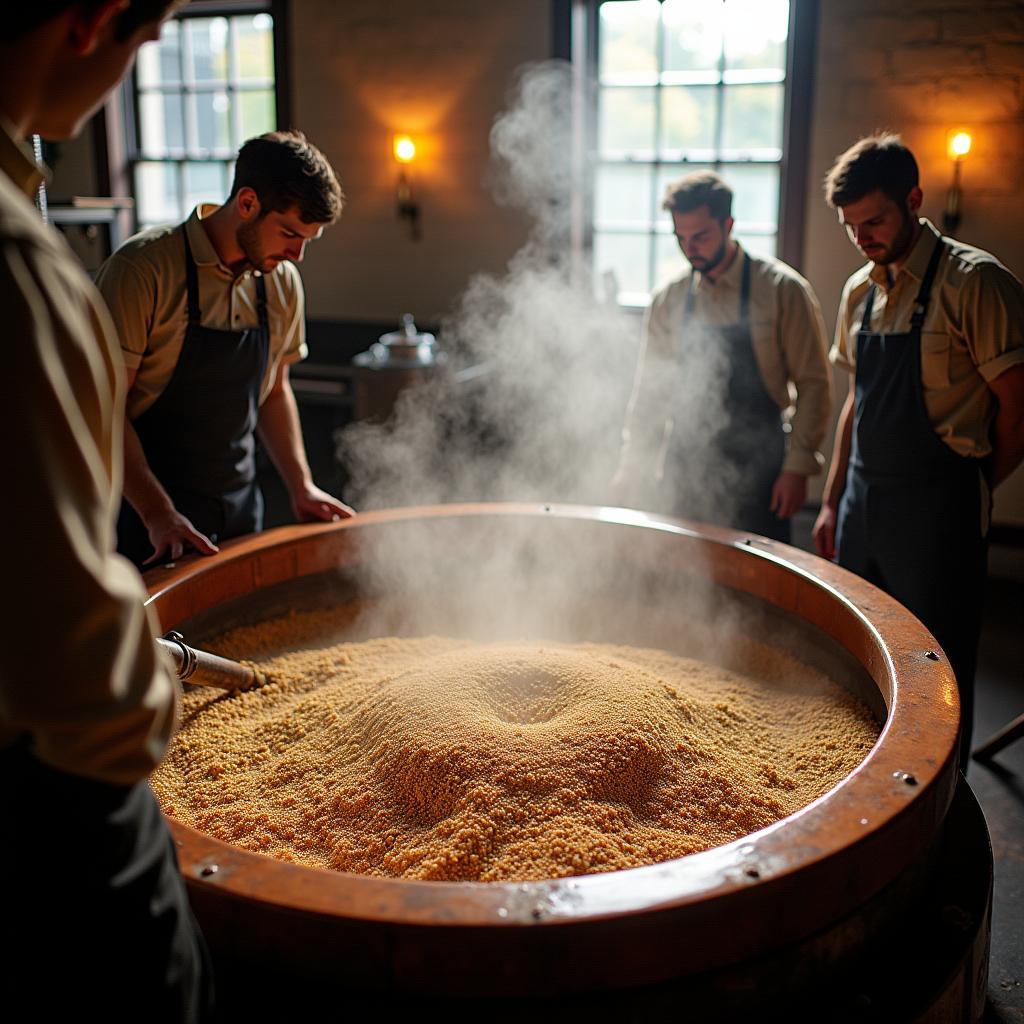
[95,204,308,419]
[832,218,1024,458]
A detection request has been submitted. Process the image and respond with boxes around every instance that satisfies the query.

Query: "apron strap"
[859,237,946,335]
[738,250,751,325]
[254,272,268,334]
[182,225,202,326]
[182,224,270,335]
[910,237,946,332]
[860,284,876,332]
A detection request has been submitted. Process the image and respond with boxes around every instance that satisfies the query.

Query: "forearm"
[122,416,175,520]
[989,404,1024,487]
[256,378,313,495]
[822,390,855,509]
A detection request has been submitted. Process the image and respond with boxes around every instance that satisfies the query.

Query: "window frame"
[557,0,818,304]
[113,0,290,235]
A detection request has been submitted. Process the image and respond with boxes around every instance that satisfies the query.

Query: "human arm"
[987,363,1024,487]
[777,271,832,474]
[1,239,176,784]
[812,388,855,560]
[256,362,354,521]
[958,263,1024,487]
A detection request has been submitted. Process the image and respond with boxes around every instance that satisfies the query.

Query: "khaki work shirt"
[95,204,307,420]
[832,218,1024,458]
[620,246,832,478]
[0,119,176,784]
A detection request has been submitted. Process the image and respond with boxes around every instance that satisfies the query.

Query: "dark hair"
[661,171,733,222]
[230,130,344,225]
[0,1,184,43]
[824,133,920,208]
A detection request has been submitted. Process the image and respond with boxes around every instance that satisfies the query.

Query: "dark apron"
[836,239,989,765]
[666,255,789,542]
[117,227,270,567]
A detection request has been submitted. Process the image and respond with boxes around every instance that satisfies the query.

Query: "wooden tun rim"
[145,503,960,969]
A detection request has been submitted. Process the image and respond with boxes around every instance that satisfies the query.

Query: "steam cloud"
[333,60,750,645]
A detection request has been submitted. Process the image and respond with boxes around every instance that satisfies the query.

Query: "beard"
[687,239,728,274]
[865,209,917,266]
[236,217,278,273]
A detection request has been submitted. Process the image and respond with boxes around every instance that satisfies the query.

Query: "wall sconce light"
[393,134,421,241]
[942,129,972,235]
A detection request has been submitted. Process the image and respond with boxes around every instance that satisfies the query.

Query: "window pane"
[593,231,651,298]
[135,162,181,226]
[735,232,776,260]
[183,162,226,212]
[721,84,784,153]
[599,88,656,155]
[595,164,654,229]
[725,0,789,72]
[136,20,181,87]
[723,164,780,228]
[599,0,659,78]
[660,87,717,152]
[235,13,275,81]
[139,92,185,156]
[185,18,229,84]
[190,90,232,153]
[662,0,724,73]
[238,90,277,144]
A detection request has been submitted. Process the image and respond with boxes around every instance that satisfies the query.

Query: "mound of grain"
[152,612,877,882]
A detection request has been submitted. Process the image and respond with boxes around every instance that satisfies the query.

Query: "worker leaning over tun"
[96,130,354,568]
[0,0,211,1019]
[813,133,1024,766]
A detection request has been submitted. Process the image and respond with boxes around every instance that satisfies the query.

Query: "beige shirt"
[620,246,832,478]
[95,204,307,420]
[832,218,1024,458]
[0,120,177,784]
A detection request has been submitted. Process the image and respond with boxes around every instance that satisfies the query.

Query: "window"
[591,0,792,306]
[130,4,280,230]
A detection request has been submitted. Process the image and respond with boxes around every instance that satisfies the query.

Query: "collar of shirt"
[868,217,942,293]
[693,242,745,295]
[186,202,258,282]
[0,115,46,198]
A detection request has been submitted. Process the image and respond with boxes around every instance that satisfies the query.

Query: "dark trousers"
[0,744,214,1021]
[837,473,988,767]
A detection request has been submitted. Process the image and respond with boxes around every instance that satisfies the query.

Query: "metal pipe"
[156,631,263,692]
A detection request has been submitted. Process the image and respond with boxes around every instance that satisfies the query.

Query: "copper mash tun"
[145,504,991,1019]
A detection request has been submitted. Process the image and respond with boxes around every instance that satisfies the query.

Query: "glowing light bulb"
[947,130,972,161]
[394,135,416,164]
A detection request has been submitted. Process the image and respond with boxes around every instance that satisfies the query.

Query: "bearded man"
[96,129,354,567]
[814,133,1024,765]
[612,171,831,542]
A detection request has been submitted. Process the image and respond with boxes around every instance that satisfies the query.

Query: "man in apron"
[815,133,1024,767]
[1,2,211,1019]
[96,131,354,568]
[613,171,832,543]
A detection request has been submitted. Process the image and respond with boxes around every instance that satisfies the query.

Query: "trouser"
[0,743,214,1022]
[837,472,988,768]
